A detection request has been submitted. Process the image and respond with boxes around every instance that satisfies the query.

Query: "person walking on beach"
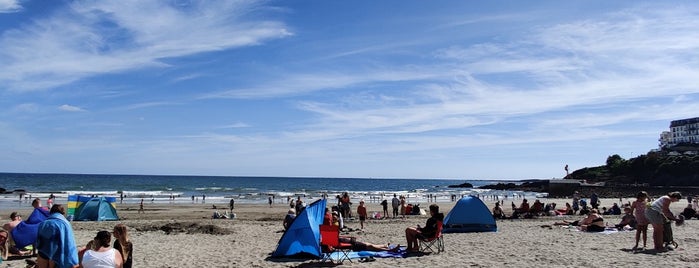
[229,198,235,213]
[268,196,273,208]
[391,194,400,219]
[138,199,144,214]
[357,200,368,229]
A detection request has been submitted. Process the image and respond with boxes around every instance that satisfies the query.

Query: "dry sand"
[1,198,697,267]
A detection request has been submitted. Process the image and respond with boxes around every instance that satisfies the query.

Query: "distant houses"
[658,116,699,154]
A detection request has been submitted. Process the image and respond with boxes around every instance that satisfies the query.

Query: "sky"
[1,1,698,180]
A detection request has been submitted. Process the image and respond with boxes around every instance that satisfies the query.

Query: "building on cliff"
[658,117,699,149]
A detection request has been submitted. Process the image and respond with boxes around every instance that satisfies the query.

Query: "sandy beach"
[1,197,697,268]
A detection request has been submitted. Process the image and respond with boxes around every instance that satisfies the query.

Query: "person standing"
[357,200,368,229]
[645,192,682,252]
[630,190,649,243]
[229,198,235,213]
[380,199,388,219]
[400,195,406,219]
[391,194,400,219]
[138,199,144,214]
[590,192,599,210]
[36,204,79,268]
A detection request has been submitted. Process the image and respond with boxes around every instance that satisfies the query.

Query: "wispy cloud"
[0,0,21,13]
[0,1,291,92]
[58,104,86,112]
[273,7,699,144]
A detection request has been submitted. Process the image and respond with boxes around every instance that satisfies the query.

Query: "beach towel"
[36,213,79,268]
[323,246,408,261]
[564,226,622,234]
[11,208,50,249]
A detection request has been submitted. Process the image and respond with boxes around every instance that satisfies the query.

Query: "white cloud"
[0,0,21,13]
[58,104,86,112]
[218,123,250,129]
[0,1,291,92]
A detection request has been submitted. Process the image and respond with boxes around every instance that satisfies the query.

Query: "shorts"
[645,208,666,225]
[359,216,366,221]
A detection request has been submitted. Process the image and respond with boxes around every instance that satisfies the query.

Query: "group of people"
[1,198,133,268]
[550,191,686,253]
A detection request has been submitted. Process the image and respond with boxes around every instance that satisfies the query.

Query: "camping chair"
[319,225,353,264]
[419,221,444,254]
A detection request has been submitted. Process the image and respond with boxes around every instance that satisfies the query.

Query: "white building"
[659,117,699,148]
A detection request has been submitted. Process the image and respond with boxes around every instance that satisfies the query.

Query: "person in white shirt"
[82,230,123,268]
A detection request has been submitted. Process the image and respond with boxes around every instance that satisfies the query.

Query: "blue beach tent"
[11,207,50,248]
[73,196,119,221]
[272,198,327,258]
[443,196,497,233]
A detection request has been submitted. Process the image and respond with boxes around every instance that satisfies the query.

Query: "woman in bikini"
[579,209,605,232]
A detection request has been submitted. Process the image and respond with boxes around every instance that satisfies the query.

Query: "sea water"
[0,172,544,209]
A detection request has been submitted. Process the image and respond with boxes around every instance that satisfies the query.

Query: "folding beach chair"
[419,221,444,254]
[319,225,353,264]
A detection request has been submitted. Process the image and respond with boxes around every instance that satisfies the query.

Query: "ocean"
[0,173,544,209]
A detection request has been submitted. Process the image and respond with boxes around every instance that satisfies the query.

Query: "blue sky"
[1,1,698,180]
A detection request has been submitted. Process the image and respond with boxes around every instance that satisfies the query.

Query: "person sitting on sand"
[283,209,296,230]
[82,230,124,268]
[113,224,133,268]
[517,199,530,214]
[3,212,22,232]
[405,204,443,252]
[556,203,574,215]
[37,204,79,268]
[32,198,49,212]
[492,202,506,219]
[529,200,544,215]
[681,204,697,220]
[614,207,636,230]
[579,209,605,232]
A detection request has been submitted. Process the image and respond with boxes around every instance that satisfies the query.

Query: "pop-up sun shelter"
[272,198,327,258]
[443,195,497,233]
[69,196,119,221]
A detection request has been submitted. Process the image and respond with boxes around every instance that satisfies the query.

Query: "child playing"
[630,191,649,250]
[357,200,368,229]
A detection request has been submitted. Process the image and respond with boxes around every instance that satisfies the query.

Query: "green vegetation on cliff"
[566,150,699,186]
